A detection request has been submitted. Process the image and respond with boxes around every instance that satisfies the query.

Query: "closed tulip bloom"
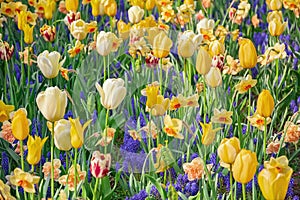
[258,156,293,200]
[40,24,56,42]
[232,149,258,184]
[128,6,144,24]
[17,11,27,31]
[196,47,212,75]
[268,18,287,36]
[257,89,275,118]
[90,151,111,178]
[267,11,283,23]
[11,109,30,141]
[70,19,88,40]
[69,117,91,149]
[90,0,105,16]
[44,0,56,20]
[217,137,240,166]
[266,0,282,10]
[23,24,34,44]
[27,135,48,165]
[178,31,203,58]
[95,78,126,110]
[96,31,122,56]
[153,31,173,58]
[209,40,225,57]
[65,0,78,12]
[205,67,222,88]
[37,50,64,79]
[104,0,117,17]
[36,86,68,122]
[238,38,257,69]
[47,119,72,151]
[145,0,155,10]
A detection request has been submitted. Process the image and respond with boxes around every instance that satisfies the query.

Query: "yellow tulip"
[145,84,160,108]
[117,20,131,40]
[232,149,258,184]
[200,122,222,146]
[258,156,293,200]
[196,47,212,75]
[44,0,56,20]
[238,38,257,69]
[23,24,34,44]
[266,0,282,10]
[208,39,225,57]
[91,0,105,16]
[267,11,283,23]
[217,137,240,166]
[0,100,14,122]
[268,18,287,36]
[36,86,68,122]
[152,31,173,58]
[69,118,92,149]
[27,135,48,165]
[11,109,30,141]
[257,89,275,118]
[65,0,78,12]
[17,10,27,31]
[145,0,155,10]
[105,0,117,17]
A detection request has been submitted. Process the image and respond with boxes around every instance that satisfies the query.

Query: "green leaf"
[144,174,167,200]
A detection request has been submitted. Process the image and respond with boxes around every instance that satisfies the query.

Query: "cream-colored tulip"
[48,119,72,151]
[267,11,283,23]
[205,67,222,88]
[197,17,215,33]
[37,50,64,79]
[196,47,212,75]
[128,6,144,24]
[266,0,282,10]
[178,31,203,58]
[209,40,225,56]
[36,87,68,122]
[95,78,126,110]
[152,31,173,58]
[70,19,88,40]
[96,31,122,56]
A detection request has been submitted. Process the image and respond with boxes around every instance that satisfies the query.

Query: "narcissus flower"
[95,78,126,110]
[257,89,275,118]
[26,135,48,165]
[258,156,293,200]
[152,31,173,58]
[258,43,287,66]
[283,121,300,143]
[200,122,222,145]
[0,100,14,122]
[7,168,40,193]
[183,157,205,181]
[163,115,183,139]
[232,149,258,184]
[238,38,257,69]
[205,67,222,88]
[11,108,30,141]
[0,179,16,200]
[211,108,233,125]
[58,164,86,191]
[96,31,122,56]
[208,39,225,57]
[40,24,56,42]
[247,112,272,131]
[234,75,257,94]
[217,137,240,168]
[36,86,68,122]
[69,117,92,149]
[169,94,187,110]
[90,151,111,178]
[68,40,84,57]
[42,159,61,180]
[96,127,116,146]
[37,50,65,79]
[154,145,175,173]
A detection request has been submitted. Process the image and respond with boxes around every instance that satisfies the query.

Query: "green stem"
[263,118,267,161]
[103,55,107,81]
[5,60,15,104]
[275,59,279,86]
[247,88,251,136]
[230,165,234,200]
[92,178,99,200]
[66,152,68,170]
[159,58,163,95]
[242,183,246,200]
[104,108,110,154]
[20,140,24,170]
[73,148,78,197]
[51,122,55,197]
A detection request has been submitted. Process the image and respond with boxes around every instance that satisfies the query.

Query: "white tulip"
[96,31,122,56]
[37,50,65,79]
[128,6,144,24]
[205,67,222,88]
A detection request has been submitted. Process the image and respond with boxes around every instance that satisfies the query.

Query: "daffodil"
[258,43,287,66]
[247,112,272,131]
[69,117,92,149]
[0,100,14,122]
[0,179,15,200]
[163,115,183,139]
[169,94,187,110]
[234,75,257,94]
[7,168,40,193]
[211,108,233,125]
[68,40,85,57]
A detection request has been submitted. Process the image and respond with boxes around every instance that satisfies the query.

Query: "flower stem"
[242,183,246,200]
[104,108,109,154]
[92,178,99,200]
[20,140,24,170]
[263,118,267,161]
[159,58,163,95]
[51,121,55,197]
[103,55,107,81]
[230,164,234,200]
[66,152,68,170]
[73,148,78,197]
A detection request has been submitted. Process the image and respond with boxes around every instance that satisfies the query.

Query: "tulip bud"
[23,24,34,44]
[36,86,68,122]
[205,67,222,88]
[208,40,225,57]
[0,41,14,61]
[90,151,111,178]
[65,0,79,12]
[258,156,293,200]
[145,0,155,10]
[238,38,257,69]
[105,0,117,17]
[232,149,258,184]
[152,31,173,58]
[268,18,287,36]
[27,135,48,165]
[40,24,56,42]
[196,47,212,75]
[70,19,88,40]
[217,137,240,166]
[256,89,275,118]
[95,78,127,110]
[128,6,144,24]
[11,109,30,141]
[37,50,65,79]
[266,0,282,10]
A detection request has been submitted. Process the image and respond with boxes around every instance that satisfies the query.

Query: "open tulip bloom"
[0,0,299,200]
